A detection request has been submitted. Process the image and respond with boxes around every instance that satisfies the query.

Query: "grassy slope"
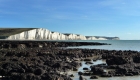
[0,28,37,38]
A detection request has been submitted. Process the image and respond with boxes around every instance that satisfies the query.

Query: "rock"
[78,71,83,75]
[26,73,35,80]
[133,56,140,63]
[79,75,86,80]
[83,67,89,70]
[90,66,104,75]
[85,61,93,64]
[125,73,134,76]
[84,59,91,61]
[73,67,78,71]
[83,72,91,76]
[106,56,131,65]
[69,74,74,77]
[108,71,116,76]
[90,75,98,79]
[34,68,44,75]
[129,71,139,75]
[52,63,62,68]
[101,73,112,77]
[93,59,97,61]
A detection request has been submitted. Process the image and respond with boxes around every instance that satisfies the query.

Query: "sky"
[0,0,140,40]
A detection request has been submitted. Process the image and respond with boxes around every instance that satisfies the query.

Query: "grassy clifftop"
[0,28,36,39]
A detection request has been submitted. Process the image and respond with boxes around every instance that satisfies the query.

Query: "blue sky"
[0,0,140,40]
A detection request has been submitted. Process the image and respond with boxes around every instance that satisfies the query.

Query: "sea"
[68,40,140,51]
[66,40,140,80]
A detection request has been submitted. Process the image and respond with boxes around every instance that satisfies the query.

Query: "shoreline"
[0,41,140,80]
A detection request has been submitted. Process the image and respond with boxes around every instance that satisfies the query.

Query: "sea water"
[68,40,140,51]
[67,40,140,80]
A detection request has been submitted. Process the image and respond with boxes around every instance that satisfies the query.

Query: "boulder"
[106,56,131,65]
[90,66,104,75]
[90,75,98,79]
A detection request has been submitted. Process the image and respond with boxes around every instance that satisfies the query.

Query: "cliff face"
[6,28,119,40]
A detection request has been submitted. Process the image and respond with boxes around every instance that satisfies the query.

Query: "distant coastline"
[0,28,119,40]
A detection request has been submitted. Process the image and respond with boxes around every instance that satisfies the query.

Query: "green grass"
[0,28,37,39]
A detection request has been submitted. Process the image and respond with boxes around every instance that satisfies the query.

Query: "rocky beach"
[1,0,139,79]
[0,40,140,80]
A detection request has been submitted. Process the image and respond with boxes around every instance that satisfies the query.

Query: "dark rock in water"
[79,75,86,80]
[90,75,98,79]
[125,73,134,76]
[97,63,107,68]
[97,56,102,60]
[85,61,93,64]
[90,66,104,75]
[69,74,74,77]
[128,70,140,75]
[83,72,91,76]
[108,65,118,69]
[101,73,112,77]
[116,73,123,77]
[93,59,97,61]
[78,71,83,75]
[73,67,78,71]
[108,70,116,76]
[83,67,89,70]
[106,56,131,65]
[84,59,91,61]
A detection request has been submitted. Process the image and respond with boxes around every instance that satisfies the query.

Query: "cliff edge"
[0,28,120,40]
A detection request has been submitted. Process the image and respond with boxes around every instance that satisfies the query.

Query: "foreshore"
[0,41,140,80]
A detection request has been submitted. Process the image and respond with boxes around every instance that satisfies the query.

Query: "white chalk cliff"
[6,28,119,40]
